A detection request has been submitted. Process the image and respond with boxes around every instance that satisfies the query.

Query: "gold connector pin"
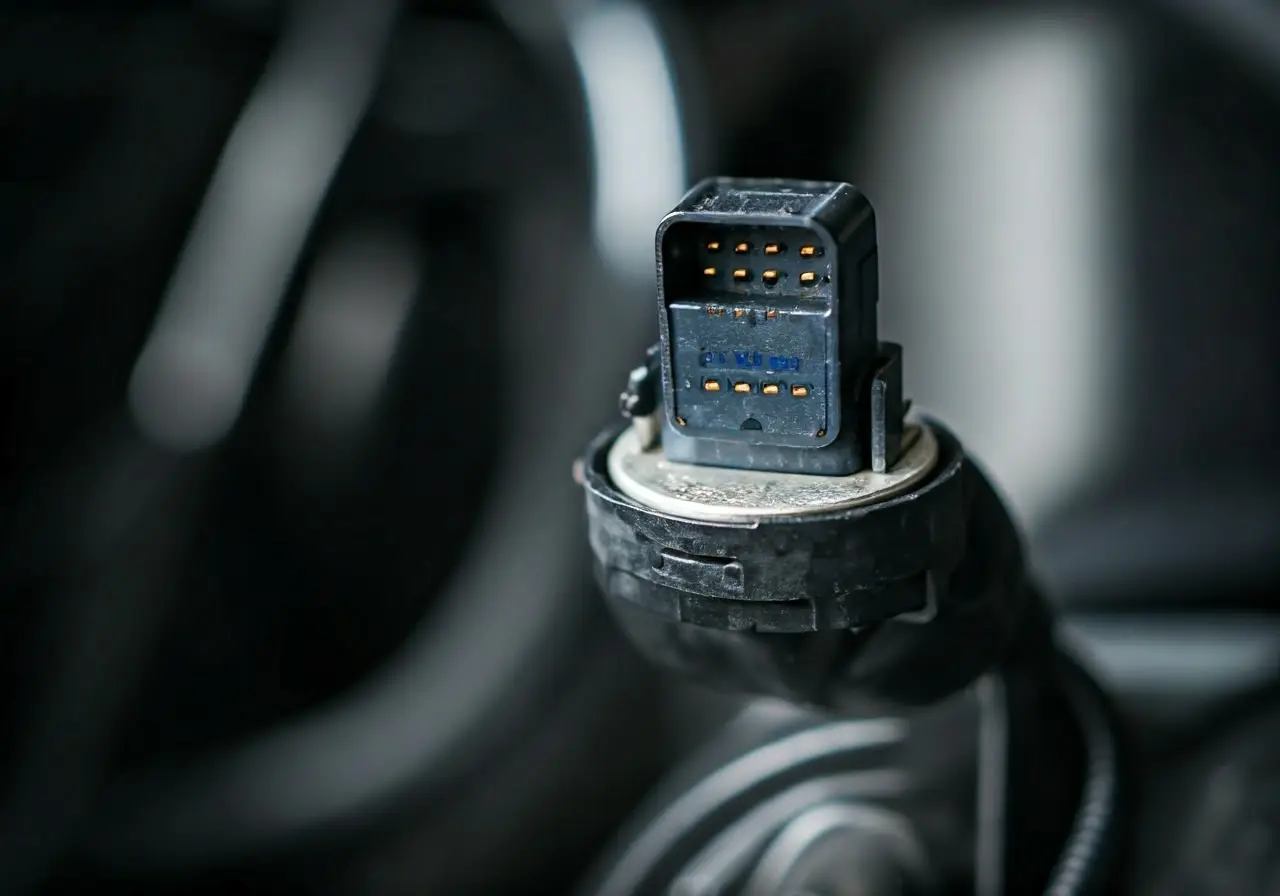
[791,384,809,397]
[764,243,782,255]
[704,379,721,392]
[706,240,721,251]
[766,309,778,320]
[703,266,716,277]
[733,268,749,281]
[761,269,779,285]
[733,382,751,393]
[799,245,819,257]
[762,383,780,395]
[734,241,750,253]
[799,271,817,285]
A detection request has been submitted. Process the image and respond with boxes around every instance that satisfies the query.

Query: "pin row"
[705,241,823,257]
[703,378,810,397]
[702,268,822,285]
[704,305,780,319]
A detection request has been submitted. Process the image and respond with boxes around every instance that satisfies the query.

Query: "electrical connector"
[655,177,904,475]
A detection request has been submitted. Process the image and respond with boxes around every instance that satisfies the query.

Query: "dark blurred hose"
[0,0,398,891]
[128,0,399,453]
[0,0,693,888]
[0,439,203,894]
[82,0,662,885]
[1146,0,1280,95]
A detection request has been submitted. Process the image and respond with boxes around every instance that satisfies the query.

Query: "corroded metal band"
[607,422,938,522]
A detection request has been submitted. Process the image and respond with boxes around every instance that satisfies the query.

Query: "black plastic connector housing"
[656,177,903,475]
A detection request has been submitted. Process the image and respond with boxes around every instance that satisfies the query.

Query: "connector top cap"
[653,178,881,469]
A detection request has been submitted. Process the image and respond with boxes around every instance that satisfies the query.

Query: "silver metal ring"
[607,422,939,522]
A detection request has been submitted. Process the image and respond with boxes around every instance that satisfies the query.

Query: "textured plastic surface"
[655,177,891,475]
[580,419,1127,894]
[582,419,1030,710]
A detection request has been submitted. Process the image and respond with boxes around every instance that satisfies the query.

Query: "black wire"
[1042,649,1126,896]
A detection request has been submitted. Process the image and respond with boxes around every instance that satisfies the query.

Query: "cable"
[1043,648,1126,896]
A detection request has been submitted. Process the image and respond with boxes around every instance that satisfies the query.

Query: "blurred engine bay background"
[1,0,1279,893]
